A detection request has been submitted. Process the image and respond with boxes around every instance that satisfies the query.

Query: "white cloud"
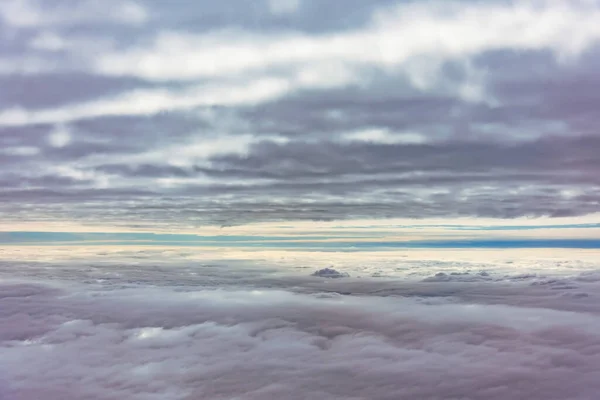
[0,64,365,126]
[342,128,428,145]
[294,62,361,88]
[268,0,301,16]
[0,57,63,75]
[124,134,288,169]
[0,78,292,126]
[44,0,590,115]
[94,0,600,84]
[47,125,72,148]
[1,261,600,400]
[0,146,40,156]
[29,32,67,51]
[2,0,600,125]
[0,0,41,28]
[49,165,110,188]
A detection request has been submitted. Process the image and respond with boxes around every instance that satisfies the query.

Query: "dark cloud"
[2,133,599,226]
[239,89,463,137]
[1,0,600,227]
[73,112,210,142]
[208,135,600,180]
[0,73,152,109]
[0,174,88,189]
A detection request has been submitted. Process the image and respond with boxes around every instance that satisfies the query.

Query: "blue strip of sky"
[1,232,599,249]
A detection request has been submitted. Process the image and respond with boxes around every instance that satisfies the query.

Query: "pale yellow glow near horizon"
[2,214,600,241]
[1,245,599,271]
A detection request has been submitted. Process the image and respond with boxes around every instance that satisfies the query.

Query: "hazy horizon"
[2,0,600,399]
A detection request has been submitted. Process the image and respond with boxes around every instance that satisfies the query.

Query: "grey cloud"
[239,90,463,137]
[0,73,152,109]
[73,112,210,142]
[0,174,89,189]
[3,129,600,225]
[0,125,49,145]
[3,190,597,227]
[137,0,398,35]
[1,0,600,227]
[0,112,210,172]
[205,135,600,182]
[480,47,600,136]
[96,163,193,178]
[2,249,600,400]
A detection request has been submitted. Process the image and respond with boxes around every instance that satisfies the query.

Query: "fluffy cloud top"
[1,247,600,399]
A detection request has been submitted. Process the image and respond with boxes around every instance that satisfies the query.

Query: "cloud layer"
[1,247,600,399]
[1,0,600,228]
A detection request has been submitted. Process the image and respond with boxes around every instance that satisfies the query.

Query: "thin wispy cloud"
[1,0,599,230]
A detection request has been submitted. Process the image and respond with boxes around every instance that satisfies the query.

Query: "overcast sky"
[2,0,600,232]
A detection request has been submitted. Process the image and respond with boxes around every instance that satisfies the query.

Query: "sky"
[3,3,600,397]
[1,0,600,242]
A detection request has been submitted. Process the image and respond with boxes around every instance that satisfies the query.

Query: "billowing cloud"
[1,247,600,399]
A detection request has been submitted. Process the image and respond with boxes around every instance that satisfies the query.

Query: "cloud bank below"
[1,247,600,399]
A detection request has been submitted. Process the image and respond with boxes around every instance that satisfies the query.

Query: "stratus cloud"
[0,78,294,126]
[2,0,599,127]
[1,260,600,400]
[268,0,301,16]
[95,0,600,82]
[47,125,72,148]
[1,0,599,228]
[0,0,148,28]
[342,129,427,145]
[0,66,370,126]
[28,32,67,51]
[111,134,290,173]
